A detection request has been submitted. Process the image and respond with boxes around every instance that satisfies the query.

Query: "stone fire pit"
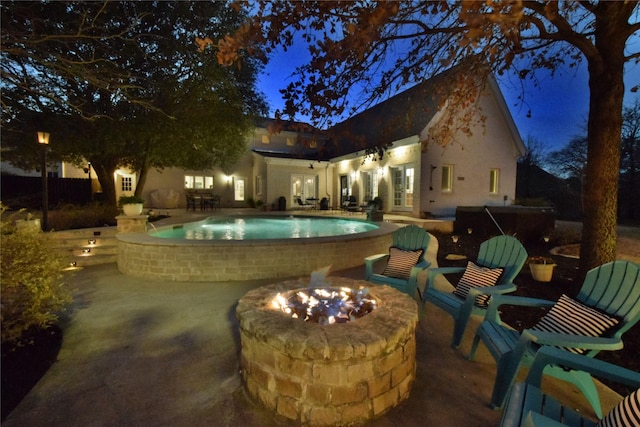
[236,277,419,426]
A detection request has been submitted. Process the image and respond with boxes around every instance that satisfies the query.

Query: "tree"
[547,136,588,180]
[216,1,639,275]
[620,99,640,221]
[2,1,267,205]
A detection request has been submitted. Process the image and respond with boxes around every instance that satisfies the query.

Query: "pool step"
[49,227,119,267]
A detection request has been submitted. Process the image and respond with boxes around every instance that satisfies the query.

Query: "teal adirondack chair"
[501,346,640,427]
[421,235,528,348]
[469,260,640,416]
[364,225,431,298]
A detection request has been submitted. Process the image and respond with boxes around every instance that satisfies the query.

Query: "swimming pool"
[117,215,397,282]
[150,216,379,240]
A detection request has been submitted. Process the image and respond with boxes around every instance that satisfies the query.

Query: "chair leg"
[468,333,482,361]
[490,355,522,410]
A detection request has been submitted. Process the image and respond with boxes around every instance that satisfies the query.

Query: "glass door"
[291,174,317,206]
[390,165,414,209]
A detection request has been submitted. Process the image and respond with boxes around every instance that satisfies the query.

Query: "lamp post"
[37,131,50,231]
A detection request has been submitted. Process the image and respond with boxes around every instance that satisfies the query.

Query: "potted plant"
[118,195,145,216]
[528,256,556,282]
[366,197,384,221]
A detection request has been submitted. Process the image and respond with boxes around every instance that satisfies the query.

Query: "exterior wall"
[331,138,422,215]
[419,85,522,217]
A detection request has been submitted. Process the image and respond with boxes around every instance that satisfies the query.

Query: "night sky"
[258,46,640,153]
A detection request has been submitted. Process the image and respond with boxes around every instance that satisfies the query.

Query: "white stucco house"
[138,68,525,218]
[10,66,523,217]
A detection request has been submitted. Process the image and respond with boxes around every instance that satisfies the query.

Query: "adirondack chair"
[364,225,431,298]
[500,346,640,427]
[421,235,528,348]
[469,260,640,416]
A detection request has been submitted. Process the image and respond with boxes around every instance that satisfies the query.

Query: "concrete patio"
[2,212,627,426]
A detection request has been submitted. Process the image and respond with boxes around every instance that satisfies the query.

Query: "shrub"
[118,195,145,206]
[48,203,119,230]
[1,206,72,347]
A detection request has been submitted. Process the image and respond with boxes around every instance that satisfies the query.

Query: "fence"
[1,175,93,206]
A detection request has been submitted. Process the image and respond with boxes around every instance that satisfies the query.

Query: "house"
[140,68,525,217]
[11,66,523,217]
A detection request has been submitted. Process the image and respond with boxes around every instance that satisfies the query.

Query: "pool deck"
[2,209,626,426]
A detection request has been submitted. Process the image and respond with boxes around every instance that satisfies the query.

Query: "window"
[122,176,132,192]
[256,176,263,196]
[234,177,245,201]
[286,137,295,146]
[405,167,414,207]
[490,169,500,194]
[184,175,214,189]
[441,165,453,193]
[361,171,379,202]
[261,135,270,144]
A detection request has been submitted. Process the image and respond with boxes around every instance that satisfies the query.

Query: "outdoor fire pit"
[236,277,419,426]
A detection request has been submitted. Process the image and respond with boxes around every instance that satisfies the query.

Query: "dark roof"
[254,64,473,160]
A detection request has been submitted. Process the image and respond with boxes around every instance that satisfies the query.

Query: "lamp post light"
[37,131,50,231]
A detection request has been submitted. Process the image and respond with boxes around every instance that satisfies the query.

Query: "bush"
[1,207,73,347]
[48,203,119,230]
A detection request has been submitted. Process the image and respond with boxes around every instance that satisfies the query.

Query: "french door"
[391,165,414,209]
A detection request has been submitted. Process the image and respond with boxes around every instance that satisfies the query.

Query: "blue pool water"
[150,216,380,240]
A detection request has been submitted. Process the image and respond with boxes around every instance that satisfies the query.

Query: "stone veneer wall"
[116,223,396,282]
[236,278,418,426]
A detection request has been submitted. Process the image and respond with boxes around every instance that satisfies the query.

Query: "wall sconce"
[467,228,473,235]
[377,167,385,177]
[350,171,357,181]
[451,235,459,243]
[88,239,97,245]
[225,175,232,186]
[542,235,550,243]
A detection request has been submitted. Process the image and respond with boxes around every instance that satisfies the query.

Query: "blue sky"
[258,48,640,153]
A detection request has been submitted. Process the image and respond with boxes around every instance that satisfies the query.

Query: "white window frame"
[490,168,500,194]
[441,164,453,193]
[184,175,214,189]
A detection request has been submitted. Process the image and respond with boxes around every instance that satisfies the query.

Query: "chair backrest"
[475,235,528,286]
[392,225,431,264]
[577,260,640,337]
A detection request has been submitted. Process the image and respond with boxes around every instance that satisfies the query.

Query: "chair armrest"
[408,260,431,281]
[365,254,388,264]
[521,329,624,351]
[467,283,517,297]
[364,254,389,279]
[424,266,465,291]
[522,411,567,427]
[525,346,640,389]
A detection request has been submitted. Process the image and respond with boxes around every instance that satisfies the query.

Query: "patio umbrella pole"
[484,206,505,235]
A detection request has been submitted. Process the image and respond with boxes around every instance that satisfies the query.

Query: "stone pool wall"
[116,222,396,281]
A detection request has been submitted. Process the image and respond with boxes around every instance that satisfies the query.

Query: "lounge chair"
[500,346,640,426]
[364,225,431,298]
[469,260,640,416]
[421,235,527,348]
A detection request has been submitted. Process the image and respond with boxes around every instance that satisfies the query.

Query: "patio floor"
[2,211,626,426]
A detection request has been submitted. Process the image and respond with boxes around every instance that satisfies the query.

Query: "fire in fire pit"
[272,287,377,324]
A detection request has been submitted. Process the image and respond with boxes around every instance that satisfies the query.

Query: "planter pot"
[122,203,143,216]
[529,263,555,282]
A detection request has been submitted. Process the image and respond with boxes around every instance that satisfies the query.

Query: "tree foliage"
[217,1,639,275]
[1,1,267,205]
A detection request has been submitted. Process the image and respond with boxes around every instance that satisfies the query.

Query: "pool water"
[150,216,380,240]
